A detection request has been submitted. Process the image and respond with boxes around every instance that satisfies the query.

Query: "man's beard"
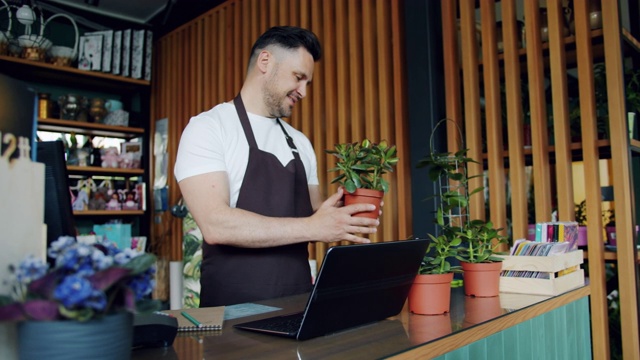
[262,67,292,118]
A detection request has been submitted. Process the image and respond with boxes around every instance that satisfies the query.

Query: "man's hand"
[310,188,379,244]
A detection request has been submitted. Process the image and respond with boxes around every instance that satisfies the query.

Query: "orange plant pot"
[344,188,384,219]
[461,261,502,298]
[409,312,452,345]
[462,295,504,326]
[408,273,454,315]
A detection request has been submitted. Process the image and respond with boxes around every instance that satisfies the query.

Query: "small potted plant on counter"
[438,148,507,297]
[454,219,508,297]
[326,139,398,218]
[408,229,462,315]
[408,121,474,314]
[418,118,507,298]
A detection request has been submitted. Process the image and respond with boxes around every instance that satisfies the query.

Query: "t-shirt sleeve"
[174,114,227,182]
[295,133,319,186]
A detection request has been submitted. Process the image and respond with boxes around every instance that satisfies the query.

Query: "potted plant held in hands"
[326,139,398,218]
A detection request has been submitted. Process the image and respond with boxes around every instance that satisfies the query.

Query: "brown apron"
[199,95,314,307]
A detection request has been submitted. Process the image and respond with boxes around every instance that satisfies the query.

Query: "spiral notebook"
[162,306,225,331]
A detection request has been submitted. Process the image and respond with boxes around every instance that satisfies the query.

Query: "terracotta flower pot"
[408,312,452,345]
[408,273,454,315]
[461,261,502,298]
[462,295,503,326]
[344,188,383,219]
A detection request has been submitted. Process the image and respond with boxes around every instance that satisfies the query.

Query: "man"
[174,26,379,307]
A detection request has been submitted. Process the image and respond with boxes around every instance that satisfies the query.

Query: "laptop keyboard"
[245,313,303,335]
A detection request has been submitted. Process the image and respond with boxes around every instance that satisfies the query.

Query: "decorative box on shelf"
[497,250,585,296]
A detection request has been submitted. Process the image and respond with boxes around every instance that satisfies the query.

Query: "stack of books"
[532,221,579,249]
[502,240,576,279]
[498,245,585,296]
[77,29,153,81]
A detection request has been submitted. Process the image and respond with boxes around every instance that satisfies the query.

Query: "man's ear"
[256,50,271,73]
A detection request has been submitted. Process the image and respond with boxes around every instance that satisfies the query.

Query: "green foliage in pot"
[454,219,508,263]
[603,208,615,227]
[419,223,462,275]
[418,129,507,265]
[417,137,490,270]
[625,67,640,115]
[575,199,588,226]
[326,139,398,193]
[575,199,616,227]
[418,148,484,212]
[571,63,640,140]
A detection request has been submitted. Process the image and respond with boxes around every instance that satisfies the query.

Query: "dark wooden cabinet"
[0,54,151,240]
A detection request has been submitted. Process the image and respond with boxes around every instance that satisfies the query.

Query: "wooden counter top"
[132,285,590,359]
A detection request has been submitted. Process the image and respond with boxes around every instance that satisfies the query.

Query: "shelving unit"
[67,165,144,176]
[441,0,639,358]
[0,54,151,242]
[38,118,144,138]
[0,55,149,90]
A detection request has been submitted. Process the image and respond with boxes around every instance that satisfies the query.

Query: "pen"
[181,311,203,328]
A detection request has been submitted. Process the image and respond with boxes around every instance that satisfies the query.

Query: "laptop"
[234,238,429,341]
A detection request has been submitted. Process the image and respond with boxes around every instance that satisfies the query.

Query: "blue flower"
[84,289,107,311]
[47,236,76,259]
[53,275,94,308]
[56,245,96,276]
[91,249,113,270]
[128,269,155,300]
[101,241,121,256]
[114,248,140,265]
[1,236,158,322]
[15,255,49,284]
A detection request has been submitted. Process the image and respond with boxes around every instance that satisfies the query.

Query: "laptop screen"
[234,238,429,340]
[297,238,429,340]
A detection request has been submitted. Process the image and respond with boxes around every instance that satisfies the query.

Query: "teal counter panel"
[435,297,591,360]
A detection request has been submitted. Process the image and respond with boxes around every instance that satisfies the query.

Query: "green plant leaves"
[326,139,398,192]
[419,143,507,266]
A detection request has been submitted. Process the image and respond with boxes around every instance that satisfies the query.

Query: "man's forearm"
[196,206,318,248]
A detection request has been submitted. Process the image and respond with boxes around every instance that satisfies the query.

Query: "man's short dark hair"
[249,26,322,63]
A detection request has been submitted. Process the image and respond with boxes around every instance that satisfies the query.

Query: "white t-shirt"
[174,102,319,207]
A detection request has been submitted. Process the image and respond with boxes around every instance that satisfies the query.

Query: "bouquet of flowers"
[0,236,159,322]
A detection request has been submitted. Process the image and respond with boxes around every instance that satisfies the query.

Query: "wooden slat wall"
[480,0,507,242]
[572,1,608,358]
[501,0,527,240]
[601,1,640,358]
[459,0,486,221]
[149,0,410,268]
[442,0,639,358]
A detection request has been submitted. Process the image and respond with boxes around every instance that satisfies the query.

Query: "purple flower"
[53,275,94,308]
